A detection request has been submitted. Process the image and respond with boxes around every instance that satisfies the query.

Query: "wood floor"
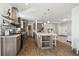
[18,36,79,56]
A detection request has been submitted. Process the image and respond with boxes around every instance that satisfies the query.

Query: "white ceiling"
[12,3,79,23]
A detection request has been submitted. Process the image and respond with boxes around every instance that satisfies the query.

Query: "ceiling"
[12,3,79,23]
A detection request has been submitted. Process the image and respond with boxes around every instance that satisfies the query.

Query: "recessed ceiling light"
[63,18,68,21]
[25,3,28,6]
[47,21,50,23]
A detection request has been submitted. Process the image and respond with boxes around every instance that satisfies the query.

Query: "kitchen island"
[35,32,57,49]
[0,34,21,56]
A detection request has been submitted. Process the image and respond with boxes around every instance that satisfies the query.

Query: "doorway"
[27,25,33,37]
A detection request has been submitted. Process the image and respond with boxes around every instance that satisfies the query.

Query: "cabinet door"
[17,36,21,53]
[2,37,16,56]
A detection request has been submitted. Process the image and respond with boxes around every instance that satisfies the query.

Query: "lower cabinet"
[37,35,53,49]
[2,37,16,56]
[1,35,21,56]
[16,36,21,53]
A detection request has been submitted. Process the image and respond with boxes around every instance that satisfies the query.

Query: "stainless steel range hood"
[2,15,20,27]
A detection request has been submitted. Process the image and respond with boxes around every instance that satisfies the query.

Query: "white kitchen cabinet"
[0,34,21,56]
[2,37,16,56]
[36,33,53,49]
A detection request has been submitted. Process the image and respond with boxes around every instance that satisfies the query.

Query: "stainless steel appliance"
[21,32,26,48]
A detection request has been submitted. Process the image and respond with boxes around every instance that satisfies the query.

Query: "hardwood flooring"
[18,36,79,56]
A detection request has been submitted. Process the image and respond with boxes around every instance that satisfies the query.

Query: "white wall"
[72,6,79,39]
[57,21,71,35]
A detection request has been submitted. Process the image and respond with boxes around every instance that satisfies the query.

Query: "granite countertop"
[0,34,21,37]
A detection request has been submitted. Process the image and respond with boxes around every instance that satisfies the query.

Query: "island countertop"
[36,32,57,36]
